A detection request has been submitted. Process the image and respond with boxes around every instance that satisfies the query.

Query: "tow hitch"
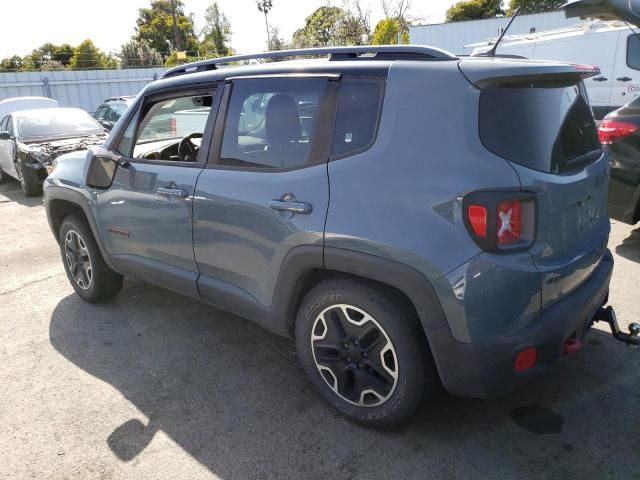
[592,306,640,348]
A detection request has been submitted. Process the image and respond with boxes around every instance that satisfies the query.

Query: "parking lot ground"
[1,177,639,480]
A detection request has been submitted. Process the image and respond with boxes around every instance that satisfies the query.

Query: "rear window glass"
[628,34,640,70]
[332,79,384,157]
[479,81,601,174]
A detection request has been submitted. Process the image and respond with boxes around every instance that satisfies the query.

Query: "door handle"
[157,186,188,198]
[269,200,313,214]
[617,76,633,82]
[592,76,608,82]
[269,193,312,214]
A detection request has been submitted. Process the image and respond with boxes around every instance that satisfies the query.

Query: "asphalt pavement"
[1,177,639,480]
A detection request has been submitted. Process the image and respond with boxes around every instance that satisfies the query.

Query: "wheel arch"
[277,246,451,362]
[275,246,453,387]
[44,187,118,272]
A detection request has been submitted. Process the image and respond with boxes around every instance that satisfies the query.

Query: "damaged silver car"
[0,108,106,196]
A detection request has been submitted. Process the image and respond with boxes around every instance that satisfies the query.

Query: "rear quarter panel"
[324,61,542,343]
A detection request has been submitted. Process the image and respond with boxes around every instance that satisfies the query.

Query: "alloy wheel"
[311,304,399,407]
[64,229,93,290]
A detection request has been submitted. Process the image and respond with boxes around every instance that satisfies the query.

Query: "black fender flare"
[271,245,451,339]
[44,186,118,272]
[322,247,451,337]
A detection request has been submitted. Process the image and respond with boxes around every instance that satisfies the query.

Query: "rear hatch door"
[461,58,610,308]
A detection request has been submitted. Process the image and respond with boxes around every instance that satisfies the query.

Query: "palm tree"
[256,0,273,50]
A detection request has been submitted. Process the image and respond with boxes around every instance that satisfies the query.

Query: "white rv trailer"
[468,20,639,119]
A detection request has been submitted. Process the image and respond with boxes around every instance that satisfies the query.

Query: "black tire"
[15,159,42,197]
[59,214,123,302]
[295,278,437,427]
[0,166,5,184]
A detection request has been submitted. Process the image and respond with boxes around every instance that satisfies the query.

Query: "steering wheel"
[178,132,203,162]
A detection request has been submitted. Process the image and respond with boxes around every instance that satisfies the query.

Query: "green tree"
[0,56,24,71]
[446,0,504,22]
[507,0,564,14]
[21,56,36,71]
[257,0,273,50]
[292,6,368,48]
[69,39,109,69]
[119,39,164,67]
[135,0,199,55]
[371,17,409,44]
[28,43,59,69]
[268,25,285,51]
[201,2,232,57]
[41,60,65,71]
[53,44,74,67]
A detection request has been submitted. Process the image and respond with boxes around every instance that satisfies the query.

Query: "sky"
[0,0,456,59]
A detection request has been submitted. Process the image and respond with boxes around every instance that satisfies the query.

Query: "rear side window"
[479,81,601,174]
[628,34,640,70]
[219,77,331,169]
[332,79,384,157]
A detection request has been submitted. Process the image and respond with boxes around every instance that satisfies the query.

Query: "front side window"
[94,106,108,120]
[130,93,214,162]
[628,34,640,70]
[219,77,330,169]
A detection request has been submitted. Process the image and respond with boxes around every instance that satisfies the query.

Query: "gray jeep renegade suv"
[43,38,633,425]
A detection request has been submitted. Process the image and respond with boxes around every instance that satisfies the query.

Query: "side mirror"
[100,121,113,131]
[87,151,119,189]
[0,131,12,141]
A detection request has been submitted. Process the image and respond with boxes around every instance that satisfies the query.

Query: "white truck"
[469,19,640,119]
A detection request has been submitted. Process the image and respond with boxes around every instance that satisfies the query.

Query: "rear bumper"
[428,249,613,398]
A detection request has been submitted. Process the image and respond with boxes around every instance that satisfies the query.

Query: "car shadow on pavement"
[49,280,640,479]
[615,227,640,263]
[0,180,42,207]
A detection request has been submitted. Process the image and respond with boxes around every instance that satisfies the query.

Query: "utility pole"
[171,0,181,51]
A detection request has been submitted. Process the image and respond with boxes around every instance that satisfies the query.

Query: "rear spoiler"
[562,0,640,26]
[458,58,601,89]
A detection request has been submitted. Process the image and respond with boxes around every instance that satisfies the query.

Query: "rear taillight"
[463,192,535,252]
[467,205,487,237]
[598,119,638,145]
[497,200,521,246]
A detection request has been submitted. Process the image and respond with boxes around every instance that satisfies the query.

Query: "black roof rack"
[161,45,457,79]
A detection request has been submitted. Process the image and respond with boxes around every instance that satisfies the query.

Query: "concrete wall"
[410,11,579,55]
[0,68,167,113]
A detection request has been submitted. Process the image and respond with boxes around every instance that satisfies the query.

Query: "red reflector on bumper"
[563,338,583,355]
[514,347,537,372]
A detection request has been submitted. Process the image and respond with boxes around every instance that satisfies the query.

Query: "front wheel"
[59,214,123,302]
[295,278,436,427]
[15,159,42,196]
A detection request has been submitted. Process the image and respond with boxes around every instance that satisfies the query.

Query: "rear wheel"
[15,159,42,196]
[295,278,436,427]
[0,166,5,184]
[59,214,123,302]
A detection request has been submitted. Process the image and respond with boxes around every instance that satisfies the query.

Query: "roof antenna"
[475,8,521,57]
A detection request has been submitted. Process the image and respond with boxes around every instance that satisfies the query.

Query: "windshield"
[17,109,104,140]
